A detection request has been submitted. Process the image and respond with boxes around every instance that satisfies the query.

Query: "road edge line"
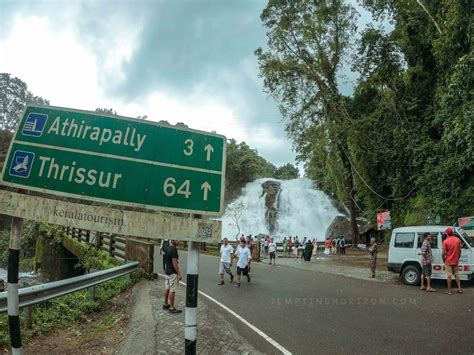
[158,272,292,355]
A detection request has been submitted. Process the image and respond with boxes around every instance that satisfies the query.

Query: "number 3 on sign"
[164,177,191,198]
[184,139,193,156]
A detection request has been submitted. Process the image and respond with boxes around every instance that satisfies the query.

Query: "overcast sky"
[0,0,372,173]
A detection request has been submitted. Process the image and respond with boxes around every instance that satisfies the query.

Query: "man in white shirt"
[234,238,251,287]
[218,238,234,285]
[268,238,277,265]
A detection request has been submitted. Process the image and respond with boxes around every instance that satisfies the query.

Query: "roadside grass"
[1,224,146,350]
[0,273,140,349]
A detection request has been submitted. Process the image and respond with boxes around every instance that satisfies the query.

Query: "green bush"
[0,229,9,265]
[0,273,140,349]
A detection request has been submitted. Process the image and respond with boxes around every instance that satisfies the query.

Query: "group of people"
[160,227,464,313]
[219,237,253,287]
[322,236,347,256]
[419,227,464,295]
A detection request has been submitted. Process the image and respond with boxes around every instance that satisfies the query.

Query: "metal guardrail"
[0,261,139,313]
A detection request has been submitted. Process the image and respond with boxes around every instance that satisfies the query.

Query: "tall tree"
[355,0,474,222]
[0,73,49,132]
[255,0,361,241]
[274,163,299,180]
[225,139,276,202]
[0,73,49,167]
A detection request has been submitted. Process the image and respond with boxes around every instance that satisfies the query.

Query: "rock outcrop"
[325,215,353,241]
[260,180,281,233]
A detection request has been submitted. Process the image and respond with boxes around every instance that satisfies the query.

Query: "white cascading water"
[221,178,341,242]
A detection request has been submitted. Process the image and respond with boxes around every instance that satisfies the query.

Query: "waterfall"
[221,178,341,242]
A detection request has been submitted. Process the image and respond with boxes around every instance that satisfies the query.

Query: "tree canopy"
[256,0,473,233]
[225,138,298,202]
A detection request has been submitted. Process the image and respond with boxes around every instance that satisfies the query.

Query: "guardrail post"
[109,235,115,256]
[23,307,32,329]
[96,232,102,249]
[88,286,96,301]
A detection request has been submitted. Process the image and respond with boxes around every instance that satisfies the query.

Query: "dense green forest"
[0,73,298,206]
[255,0,473,241]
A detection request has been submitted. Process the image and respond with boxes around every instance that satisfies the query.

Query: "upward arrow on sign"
[201,182,211,201]
[204,144,214,161]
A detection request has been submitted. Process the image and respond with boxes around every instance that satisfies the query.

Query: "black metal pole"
[185,241,199,354]
[8,216,23,354]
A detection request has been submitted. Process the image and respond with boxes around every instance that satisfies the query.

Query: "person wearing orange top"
[442,228,462,295]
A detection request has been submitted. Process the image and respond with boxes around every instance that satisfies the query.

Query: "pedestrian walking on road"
[235,238,251,287]
[368,237,377,278]
[282,237,288,254]
[268,238,277,265]
[324,238,331,256]
[303,240,314,261]
[331,238,337,255]
[218,238,234,285]
[340,236,346,255]
[163,240,182,313]
[312,239,318,256]
[442,228,463,295]
[287,237,293,255]
[420,233,436,292]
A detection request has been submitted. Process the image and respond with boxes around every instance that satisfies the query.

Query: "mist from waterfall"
[221,178,341,242]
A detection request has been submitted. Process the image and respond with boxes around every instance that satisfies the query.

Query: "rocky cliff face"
[261,180,281,233]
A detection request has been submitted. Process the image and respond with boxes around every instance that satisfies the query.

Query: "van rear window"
[394,233,415,248]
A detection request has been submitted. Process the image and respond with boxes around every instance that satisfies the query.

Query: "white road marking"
[158,271,292,355]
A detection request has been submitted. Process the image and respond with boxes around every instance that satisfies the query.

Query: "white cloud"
[0,10,297,170]
[118,92,247,141]
[0,15,100,108]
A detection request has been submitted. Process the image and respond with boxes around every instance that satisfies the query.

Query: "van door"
[431,233,443,279]
[457,234,472,280]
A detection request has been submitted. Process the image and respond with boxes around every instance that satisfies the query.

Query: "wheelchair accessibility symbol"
[9,150,35,178]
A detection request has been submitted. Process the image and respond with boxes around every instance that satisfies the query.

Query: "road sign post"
[185,241,199,354]
[1,105,226,353]
[8,216,23,355]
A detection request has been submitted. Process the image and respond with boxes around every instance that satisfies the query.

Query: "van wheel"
[401,265,421,286]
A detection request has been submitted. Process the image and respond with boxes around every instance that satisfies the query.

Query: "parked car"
[387,226,474,285]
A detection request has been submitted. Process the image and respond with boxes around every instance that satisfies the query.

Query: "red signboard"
[377,211,392,231]
[458,216,474,229]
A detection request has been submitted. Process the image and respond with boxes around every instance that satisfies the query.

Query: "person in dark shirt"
[163,240,182,313]
[161,239,170,271]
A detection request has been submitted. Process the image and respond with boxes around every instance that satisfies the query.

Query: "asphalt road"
[175,251,473,355]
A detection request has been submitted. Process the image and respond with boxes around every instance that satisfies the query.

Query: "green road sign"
[0,105,226,215]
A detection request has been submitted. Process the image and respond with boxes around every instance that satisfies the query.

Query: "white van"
[387,226,474,285]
